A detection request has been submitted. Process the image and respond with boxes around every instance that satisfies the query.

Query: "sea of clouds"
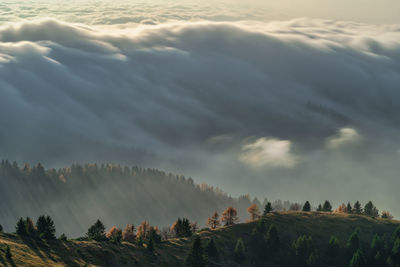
[1,1,400,215]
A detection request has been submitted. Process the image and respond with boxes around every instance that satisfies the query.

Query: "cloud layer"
[1,18,400,215]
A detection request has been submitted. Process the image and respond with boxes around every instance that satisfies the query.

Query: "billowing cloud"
[1,18,400,216]
[327,128,361,149]
[239,138,296,168]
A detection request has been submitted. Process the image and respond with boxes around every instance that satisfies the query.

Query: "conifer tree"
[25,217,36,236]
[36,215,56,239]
[5,245,11,259]
[363,201,379,217]
[327,235,340,264]
[185,236,206,267]
[221,207,239,226]
[0,224,3,232]
[391,238,400,266]
[16,217,26,236]
[204,238,219,266]
[302,201,311,212]
[147,238,154,253]
[316,204,322,211]
[87,219,106,241]
[370,234,386,266]
[292,235,316,267]
[322,200,332,212]
[234,238,245,263]
[347,229,360,256]
[347,203,353,214]
[247,204,261,221]
[353,201,362,214]
[263,202,273,215]
[206,211,220,230]
[350,249,366,267]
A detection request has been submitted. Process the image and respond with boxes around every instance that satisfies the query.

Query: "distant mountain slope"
[0,160,262,237]
[0,212,399,266]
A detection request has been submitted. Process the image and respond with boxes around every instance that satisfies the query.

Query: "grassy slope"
[0,212,399,267]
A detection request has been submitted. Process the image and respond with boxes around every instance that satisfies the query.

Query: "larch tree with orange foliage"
[122,224,136,243]
[106,226,122,243]
[207,211,220,229]
[247,204,261,221]
[221,207,239,226]
[136,221,151,240]
[334,203,347,213]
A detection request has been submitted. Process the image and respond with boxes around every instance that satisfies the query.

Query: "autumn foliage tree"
[335,203,347,213]
[122,224,136,243]
[221,207,239,226]
[106,226,122,243]
[207,211,220,230]
[247,204,261,221]
[136,221,151,240]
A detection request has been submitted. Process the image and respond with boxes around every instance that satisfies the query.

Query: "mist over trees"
[0,160,273,237]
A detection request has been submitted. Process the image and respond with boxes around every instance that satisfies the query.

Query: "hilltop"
[0,212,399,266]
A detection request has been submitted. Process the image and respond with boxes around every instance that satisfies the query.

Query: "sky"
[1,0,400,216]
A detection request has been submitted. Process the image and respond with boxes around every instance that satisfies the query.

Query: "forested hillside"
[0,160,266,237]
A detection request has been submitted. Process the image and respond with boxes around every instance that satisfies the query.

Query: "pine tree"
[185,236,206,267]
[234,238,245,263]
[59,233,67,241]
[391,238,400,266]
[147,238,154,253]
[87,219,106,241]
[316,204,322,211]
[347,203,353,214]
[263,202,273,215]
[36,215,56,239]
[16,217,26,236]
[370,234,386,266]
[363,201,379,217]
[25,217,36,236]
[347,229,360,256]
[205,238,219,266]
[327,235,340,264]
[322,200,332,212]
[302,201,311,212]
[353,201,362,214]
[292,235,316,267]
[266,224,280,254]
[350,249,366,267]
[5,245,11,259]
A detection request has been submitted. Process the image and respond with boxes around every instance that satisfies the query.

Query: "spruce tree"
[371,234,386,266]
[347,229,360,256]
[317,204,322,211]
[266,224,280,253]
[16,217,26,236]
[234,238,245,263]
[87,219,106,241]
[327,235,340,264]
[5,245,11,259]
[263,202,273,215]
[185,236,206,267]
[391,238,400,266]
[292,235,316,267]
[322,200,332,212]
[363,201,379,217]
[350,249,366,267]
[205,238,219,266]
[36,215,56,239]
[147,238,154,253]
[353,201,362,214]
[302,201,311,212]
[347,203,353,214]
